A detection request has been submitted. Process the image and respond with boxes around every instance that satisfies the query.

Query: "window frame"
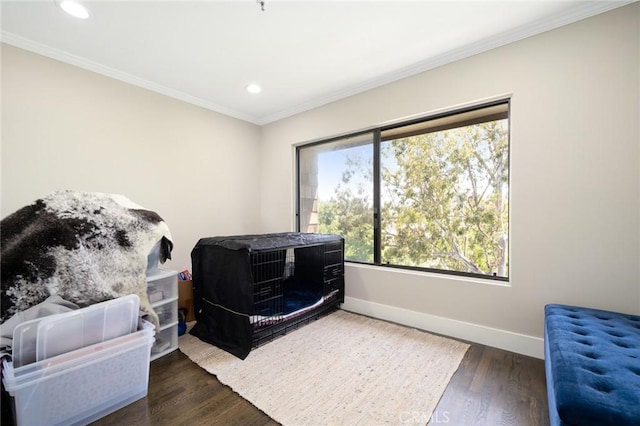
[296,98,511,282]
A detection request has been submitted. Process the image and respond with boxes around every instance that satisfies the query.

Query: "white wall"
[2,4,638,359]
[259,4,640,358]
[1,44,262,270]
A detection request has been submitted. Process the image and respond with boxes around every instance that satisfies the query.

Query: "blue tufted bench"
[544,304,640,426]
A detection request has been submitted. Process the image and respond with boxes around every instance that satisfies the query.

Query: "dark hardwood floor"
[91,350,279,426]
[428,343,549,426]
[88,341,548,426]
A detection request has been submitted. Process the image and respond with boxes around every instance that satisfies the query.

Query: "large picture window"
[297,100,510,280]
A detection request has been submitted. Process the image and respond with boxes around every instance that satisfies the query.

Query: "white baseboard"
[341,296,544,359]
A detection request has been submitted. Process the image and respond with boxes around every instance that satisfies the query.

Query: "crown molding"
[255,0,635,125]
[0,31,262,125]
[2,1,635,127]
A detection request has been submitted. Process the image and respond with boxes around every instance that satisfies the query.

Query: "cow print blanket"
[1,190,173,326]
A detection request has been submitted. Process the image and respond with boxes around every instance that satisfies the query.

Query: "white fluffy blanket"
[1,190,173,326]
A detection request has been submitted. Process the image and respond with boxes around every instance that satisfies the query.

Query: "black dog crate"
[190,233,344,359]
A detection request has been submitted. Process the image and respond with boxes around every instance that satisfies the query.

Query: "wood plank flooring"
[91,350,279,426]
[428,343,549,426]
[86,341,549,426]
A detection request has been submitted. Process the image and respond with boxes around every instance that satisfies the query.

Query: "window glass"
[380,118,509,277]
[298,133,374,262]
[297,100,509,280]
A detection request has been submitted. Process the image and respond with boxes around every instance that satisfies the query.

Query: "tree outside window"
[297,100,510,280]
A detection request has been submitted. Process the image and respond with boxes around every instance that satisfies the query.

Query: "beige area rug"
[179,310,469,425]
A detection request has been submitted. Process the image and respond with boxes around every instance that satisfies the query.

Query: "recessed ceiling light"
[246,84,262,94]
[58,0,91,19]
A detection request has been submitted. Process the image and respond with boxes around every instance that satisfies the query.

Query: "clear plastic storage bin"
[147,269,179,360]
[146,270,178,304]
[12,294,139,368]
[154,302,178,326]
[3,322,154,426]
[151,322,178,357]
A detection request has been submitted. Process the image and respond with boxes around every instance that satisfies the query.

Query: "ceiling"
[1,1,633,125]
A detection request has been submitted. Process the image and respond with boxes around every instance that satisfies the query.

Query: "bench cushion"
[545,304,640,425]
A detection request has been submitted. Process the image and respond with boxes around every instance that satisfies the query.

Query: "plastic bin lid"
[3,321,155,390]
[34,294,140,363]
[12,316,50,368]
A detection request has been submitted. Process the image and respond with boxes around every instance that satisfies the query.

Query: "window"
[296,100,510,280]
[298,132,375,262]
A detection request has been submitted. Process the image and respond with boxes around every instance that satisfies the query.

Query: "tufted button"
[581,352,600,360]
[592,380,615,394]
[583,365,606,375]
[595,315,611,320]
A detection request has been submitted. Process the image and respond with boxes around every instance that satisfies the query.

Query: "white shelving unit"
[146,269,178,361]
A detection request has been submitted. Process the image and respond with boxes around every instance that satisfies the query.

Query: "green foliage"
[317,120,509,277]
[381,120,509,276]
[318,184,374,263]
